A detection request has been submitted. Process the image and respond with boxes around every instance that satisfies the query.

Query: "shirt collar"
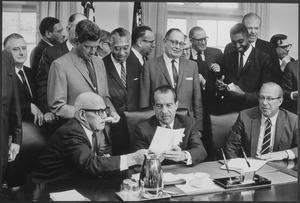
[131,47,144,64]
[80,123,94,145]
[163,53,179,64]
[242,44,253,59]
[111,54,126,67]
[159,120,175,129]
[41,38,53,46]
[250,41,256,48]
[15,66,24,74]
[261,111,279,126]
[66,39,73,51]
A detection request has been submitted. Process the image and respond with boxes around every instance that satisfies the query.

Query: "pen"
[221,148,232,183]
[241,146,251,167]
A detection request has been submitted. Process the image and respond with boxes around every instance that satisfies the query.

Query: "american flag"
[132,2,143,31]
[81,1,95,22]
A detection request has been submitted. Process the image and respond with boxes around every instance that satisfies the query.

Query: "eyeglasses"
[277,44,292,50]
[142,39,155,44]
[258,96,281,102]
[190,36,209,43]
[182,47,191,52]
[165,38,186,48]
[80,107,110,116]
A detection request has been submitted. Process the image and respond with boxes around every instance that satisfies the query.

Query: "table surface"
[1,159,298,201]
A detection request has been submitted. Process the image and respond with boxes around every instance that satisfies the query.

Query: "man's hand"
[43,112,56,124]
[8,143,20,162]
[31,103,44,126]
[256,151,288,162]
[163,145,185,162]
[210,63,220,73]
[199,74,206,88]
[126,149,148,167]
[110,110,120,124]
[291,91,298,100]
[280,55,292,72]
[227,83,245,96]
[216,75,227,90]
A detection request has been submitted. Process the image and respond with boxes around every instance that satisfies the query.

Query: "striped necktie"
[171,60,178,89]
[85,59,97,89]
[120,62,126,88]
[261,118,271,155]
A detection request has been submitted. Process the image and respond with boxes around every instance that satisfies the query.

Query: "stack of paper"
[50,189,89,201]
[221,158,266,172]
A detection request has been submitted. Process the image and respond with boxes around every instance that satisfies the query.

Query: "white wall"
[267,3,298,59]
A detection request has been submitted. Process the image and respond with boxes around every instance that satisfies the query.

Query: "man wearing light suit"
[47,20,120,124]
[139,28,203,131]
[225,82,298,161]
[103,28,141,155]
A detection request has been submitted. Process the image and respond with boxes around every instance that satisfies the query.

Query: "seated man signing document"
[133,85,207,165]
[225,82,298,161]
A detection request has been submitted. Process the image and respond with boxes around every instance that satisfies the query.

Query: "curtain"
[243,3,270,41]
[142,2,167,58]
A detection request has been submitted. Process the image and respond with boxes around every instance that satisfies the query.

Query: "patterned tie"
[18,70,32,98]
[85,59,97,89]
[120,62,127,88]
[237,52,244,78]
[197,51,203,61]
[171,60,178,89]
[92,132,98,156]
[261,118,272,155]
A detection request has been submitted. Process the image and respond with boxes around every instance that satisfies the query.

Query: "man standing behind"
[224,82,297,161]
[139,28,203,130]
[30,17,65,77]
[133,85,207,165]
[96,29,111,59]
[103,28,141,155]
[131,25,155,66]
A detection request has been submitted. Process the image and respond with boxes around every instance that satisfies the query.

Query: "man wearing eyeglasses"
[139,28,203,132]
[131,25,155,66]
[102,28,141,155]
[270,34,295,72]
[224,82,298,161]
[28,92,148,184]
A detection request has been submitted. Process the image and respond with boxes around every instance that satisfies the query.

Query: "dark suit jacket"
[130,49,143,67]
[224,107,298,158]
[30,40,50,77]
[29,118,120,184]
[133,115,207,165]
[224,39,280,84]
[102,52,141,154]
[282,60,298,114]
[220,47,272,112]
[36,41,69,113]
[139,55,203,130]
[1,51,22,167]
[16,66,38,121]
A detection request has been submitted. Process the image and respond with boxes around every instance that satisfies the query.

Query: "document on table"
[50,189,90,201]
[221,158,266,172]
[149,126,185,154]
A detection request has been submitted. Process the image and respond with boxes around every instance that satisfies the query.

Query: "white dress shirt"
[191,48,205,61]
[239,45,253,67]
[111,54,127,78]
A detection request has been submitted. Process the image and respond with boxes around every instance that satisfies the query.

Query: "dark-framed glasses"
[190,36,209,43]
[277,44,292,50]
[142,39,155,44]
[80,107,110,116]
[258,96,281,102]
[165,38,186,48]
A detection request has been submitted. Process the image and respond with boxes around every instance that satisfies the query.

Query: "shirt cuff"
[290,92,296,100]
[120,155,128,171]
[286,150,295,160]
[184,151,192,165]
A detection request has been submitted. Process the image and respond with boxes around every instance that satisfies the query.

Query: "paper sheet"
[149,127,185,153]
[50,189,89,201]
[221,158,266,172]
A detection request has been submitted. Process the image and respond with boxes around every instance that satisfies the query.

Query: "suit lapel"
[125,59,134,99]
[107,55,127,92]
[240,48,254,75]
[177,59,185,89]
[273,110,284,151]
[157,56,173,86]
[250,108,261,156]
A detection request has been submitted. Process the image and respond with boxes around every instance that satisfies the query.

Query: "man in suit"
[96,29,111,59]
[181,35,191,60]
[270,34,295,72]
[216,23,271,113]
[47,19,120,123]
[4,33,43,126]
[139,28,203,131]
[131,25,155,66]
[1,51,22,188]
[224,13,280,84]
[133,85,207,165]
[30,17,65,77]
[224,82,298,161]
[103,28,141,155]
[36,13,87,125]
[281,60,298,115]
[28,92,148,184]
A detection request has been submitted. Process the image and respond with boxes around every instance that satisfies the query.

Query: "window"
[2,1,38,67]
[167,2,244,51]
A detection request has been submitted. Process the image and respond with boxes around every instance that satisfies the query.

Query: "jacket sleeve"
[139,62,151,108]
[192,62,203,130]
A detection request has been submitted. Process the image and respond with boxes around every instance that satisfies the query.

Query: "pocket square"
[185,77,193,80]
[134,78,139,81]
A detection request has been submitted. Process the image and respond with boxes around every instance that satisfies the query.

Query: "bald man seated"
[28,92,147,184]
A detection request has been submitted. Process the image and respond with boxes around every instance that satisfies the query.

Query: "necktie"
[237,52,244,78]
[85,60,97,89]
[171,60,178,89]
[197,51,203,61]
[92,132,98,155]
[120,62,127,88]
[18,70,32,98]
[261,118,271,155]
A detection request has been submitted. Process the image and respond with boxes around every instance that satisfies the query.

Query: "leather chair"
[4,121,49,187]
[124,107,189,144]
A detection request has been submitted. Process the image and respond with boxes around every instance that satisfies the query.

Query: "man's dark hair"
[270,34,288,47]
[110,27,131,44]
[39,17,60,37]
[100,29,111,42]
[3,33,24,47]
[68,13,86,23]
[131,25,152,44]
[242,12,262,26]
[75,19,100,43]
[165,28,183,39]
[189,26,204,38]
[230,23,249,37]
[152,85,178,104]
